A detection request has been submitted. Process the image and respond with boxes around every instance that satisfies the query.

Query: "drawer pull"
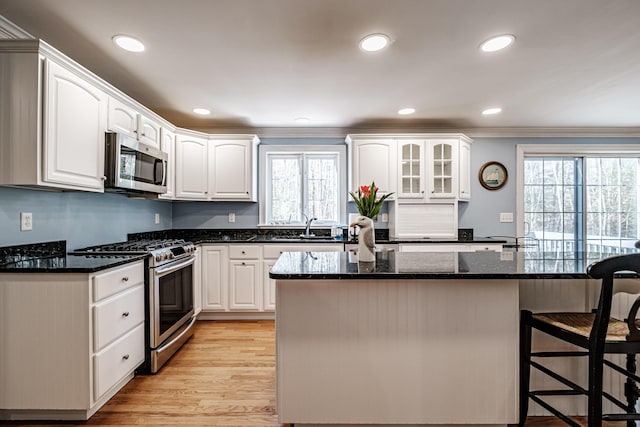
[241,251,246,254]
[122,276,129,282]
[122,354,130,360]
[122,311,130,317]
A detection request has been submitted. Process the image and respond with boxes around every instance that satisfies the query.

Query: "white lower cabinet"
[398,243,503,252]
[229,260,261,310]
[200,243,342,317]
[201,245,229,311]
[0,261,145,421]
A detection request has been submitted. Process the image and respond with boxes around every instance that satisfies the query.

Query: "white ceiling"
[1,0,640,136]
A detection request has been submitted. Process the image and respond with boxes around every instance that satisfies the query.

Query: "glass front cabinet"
[397,137,466,200]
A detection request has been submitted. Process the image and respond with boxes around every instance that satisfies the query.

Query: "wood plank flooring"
[0,320,619,426]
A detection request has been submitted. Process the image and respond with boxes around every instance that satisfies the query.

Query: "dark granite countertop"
[269,250,622,280]
[129,228,505,245]
[0,254,147,273]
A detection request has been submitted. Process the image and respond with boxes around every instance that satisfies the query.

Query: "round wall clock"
[479,161,508,190]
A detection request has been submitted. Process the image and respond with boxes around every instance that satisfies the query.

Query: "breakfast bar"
[270,250,594,427]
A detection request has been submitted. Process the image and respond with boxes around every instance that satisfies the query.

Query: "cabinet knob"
[122,354,130,360]
[122,276,129,282]
[101,176,107,180]
[122,311,130,317]
[242,262,246,265]
[241,251,246,254]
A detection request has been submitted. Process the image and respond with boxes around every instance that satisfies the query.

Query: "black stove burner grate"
[75,239,187,254]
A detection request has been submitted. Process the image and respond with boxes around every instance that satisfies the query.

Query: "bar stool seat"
[519,252,640,427]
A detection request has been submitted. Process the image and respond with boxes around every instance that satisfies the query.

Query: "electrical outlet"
[20,212,33,231]
[155,213,160,224]
[500,251,514,261]
[381,213,389,223]
[499,212,513,223]
[228,212,236,223]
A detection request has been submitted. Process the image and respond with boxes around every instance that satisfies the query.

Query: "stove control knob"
[168,252,175,259]
[155,254,162,262]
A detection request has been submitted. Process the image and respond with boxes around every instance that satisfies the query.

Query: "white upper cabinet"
[107,97,161,148]
[458,138,472,200]
[428,138,458,199]
[159,127,176,200]
[0,40,108,192]
[208,137,259,201]
[175,133,209,199]
[43,59,107,190]
[173,133,259,201]
[397,140,425,199]
[346,136,397,196]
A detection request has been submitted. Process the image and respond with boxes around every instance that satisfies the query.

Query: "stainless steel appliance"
[73,239,197,373]
[104,132,168,195]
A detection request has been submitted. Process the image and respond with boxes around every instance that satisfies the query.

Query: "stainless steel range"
[73,239,197,373]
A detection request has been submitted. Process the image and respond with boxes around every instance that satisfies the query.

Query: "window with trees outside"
[259,145,346,226]
[518,145,640,264]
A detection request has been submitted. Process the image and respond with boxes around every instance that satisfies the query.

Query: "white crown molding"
[0,15,33,39]
[459,127,640,138]
[251,126,640,139]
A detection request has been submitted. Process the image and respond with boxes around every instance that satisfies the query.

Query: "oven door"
[150,256,195,348]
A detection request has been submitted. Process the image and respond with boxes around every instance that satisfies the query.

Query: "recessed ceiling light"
[482,107,503,115]
[112,35,145,53]
[480,34,515,52]
[295,117,311,124]
[192,108,211,115]
[359,33,390,52]
[398,107,416,115]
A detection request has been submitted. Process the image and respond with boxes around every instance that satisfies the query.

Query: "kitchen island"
[269,250,599,427]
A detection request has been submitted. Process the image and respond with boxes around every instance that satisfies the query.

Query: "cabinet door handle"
[122,311,130,317]
[122,276,129,282]
[122,354,130,360]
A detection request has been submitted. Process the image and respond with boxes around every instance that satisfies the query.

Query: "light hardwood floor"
[0,320,616,426]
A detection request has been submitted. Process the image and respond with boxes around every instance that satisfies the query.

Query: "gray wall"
[0,187,172,249]
[2,136,639,249]
[459,136,640,239]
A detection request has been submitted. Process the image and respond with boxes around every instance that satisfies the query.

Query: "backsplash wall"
[0,187,172,249]
[2,136,639,248]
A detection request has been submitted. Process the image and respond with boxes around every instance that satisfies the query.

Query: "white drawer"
[93,261,144,302]
[93,323,144,400]
[228,245,260,259]
[93,285,144,351]
[263,244,343,259]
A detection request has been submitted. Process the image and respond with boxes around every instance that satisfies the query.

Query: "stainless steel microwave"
[104,132,168,195]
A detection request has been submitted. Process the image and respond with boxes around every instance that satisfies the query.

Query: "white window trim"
[258,144,347,228]
[516,144,640,239]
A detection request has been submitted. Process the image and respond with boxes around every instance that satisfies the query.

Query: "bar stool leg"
[625,354,639,427]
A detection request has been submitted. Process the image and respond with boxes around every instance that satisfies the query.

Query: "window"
[518,145,640,261]
[259,145,346,226]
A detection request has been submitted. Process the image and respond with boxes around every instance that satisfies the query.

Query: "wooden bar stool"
[519,253,640,427]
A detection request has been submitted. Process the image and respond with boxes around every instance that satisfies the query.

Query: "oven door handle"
[154,256,195,277]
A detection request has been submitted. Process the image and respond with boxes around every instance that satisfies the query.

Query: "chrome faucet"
[302,214,317,237]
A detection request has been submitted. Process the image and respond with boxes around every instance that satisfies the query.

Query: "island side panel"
[276,278,519,425]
